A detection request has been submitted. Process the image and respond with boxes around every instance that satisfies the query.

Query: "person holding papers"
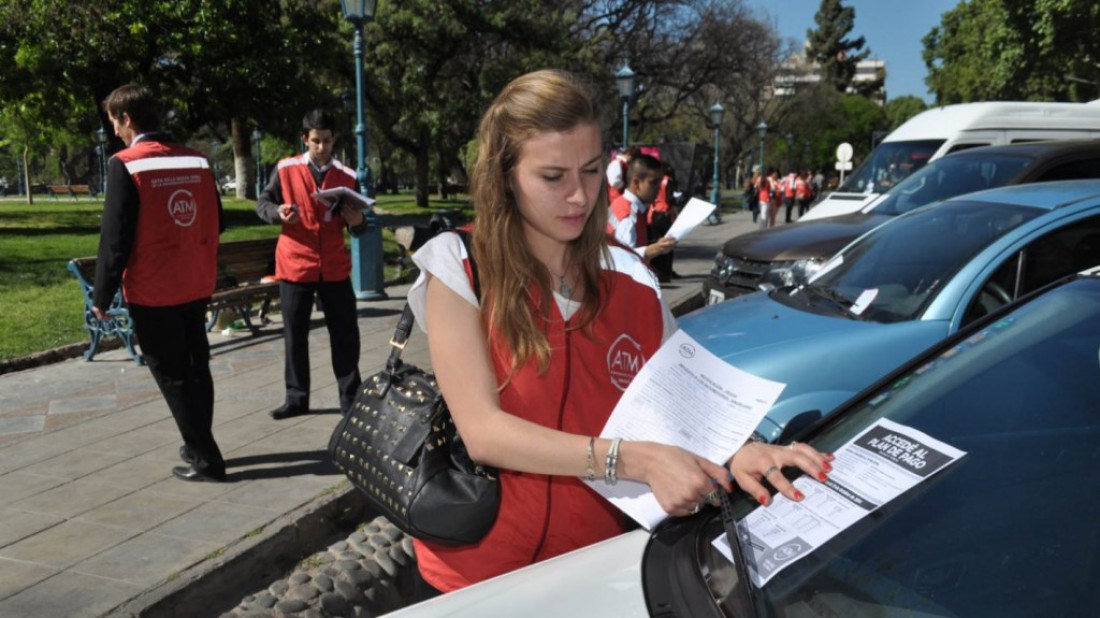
[607,152,677,262]
[256,109,366,420]
[406,69,833,599]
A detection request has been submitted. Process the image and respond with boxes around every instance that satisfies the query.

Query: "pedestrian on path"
[93,84,227,482]
[256,110,366,420]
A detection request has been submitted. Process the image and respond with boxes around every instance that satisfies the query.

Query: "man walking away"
[93,84,226,482]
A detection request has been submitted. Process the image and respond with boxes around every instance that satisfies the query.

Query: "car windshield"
[702,276,1100,617]
[837,140,943,194]
[790,201,1043,322]
[870,152,1035,217]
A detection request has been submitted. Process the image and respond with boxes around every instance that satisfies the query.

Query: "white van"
[801,100,1100,221]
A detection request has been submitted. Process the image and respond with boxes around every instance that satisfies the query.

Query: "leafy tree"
[883,95,927,130]
[805,0,870,93]
[923,0,1100,103]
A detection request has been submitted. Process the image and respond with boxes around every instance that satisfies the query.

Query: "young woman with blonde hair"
[407,69,832,596]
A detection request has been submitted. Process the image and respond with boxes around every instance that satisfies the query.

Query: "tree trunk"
[22,146,33,205]
[415,145,429,207]
[230,118,256,200]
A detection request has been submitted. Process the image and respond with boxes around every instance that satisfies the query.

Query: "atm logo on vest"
[607,334,643,391]
[168,189,198,227]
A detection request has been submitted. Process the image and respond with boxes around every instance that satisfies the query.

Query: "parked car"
[691,180,1100,441]
[705,140,1100,305]
[388,266,1100,617]
[802,100,1100,221]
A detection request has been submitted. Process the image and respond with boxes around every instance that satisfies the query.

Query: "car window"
[872,153,1033,216]
[1033,157,1100,182]
[838,140,943,194]
[944,142,991,154]
[963,214,1100,325]
[802,202,1043,322]
[708,278,1100,617]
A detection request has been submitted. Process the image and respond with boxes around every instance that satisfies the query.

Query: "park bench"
[67,237,281,363]
[47,184,95,199]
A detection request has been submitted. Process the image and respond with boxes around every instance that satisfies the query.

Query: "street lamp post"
[15,155,24,197]
[708,102,725,224]
[252,129,264,197]
[615,64,635,149]
[341,0,386,300]
[210,140,220,191]
[756,121,768,177]
[340,90,355,162]
[96,127,108,196]
[784,132,794,173]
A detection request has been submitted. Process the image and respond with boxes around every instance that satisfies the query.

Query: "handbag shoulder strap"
[387,228,479,371]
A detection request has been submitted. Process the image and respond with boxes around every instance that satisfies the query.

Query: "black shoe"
[669,271,684,279]
[179,445,195,465]
[657,273,672,283]
[172,465,226,483]
[270,404,308,420]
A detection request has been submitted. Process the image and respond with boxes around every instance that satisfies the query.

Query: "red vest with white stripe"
[115,141,220,306]
[648,175,675,224]
[414,240,666,592]
[607,194,648,248]
[274,154,358,282]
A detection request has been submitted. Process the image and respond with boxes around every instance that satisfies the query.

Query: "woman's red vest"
[414,244,667,592]
[115,142,219,306]
[274,155,357,282]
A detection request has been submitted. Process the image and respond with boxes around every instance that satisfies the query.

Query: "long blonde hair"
[470,69,610,374]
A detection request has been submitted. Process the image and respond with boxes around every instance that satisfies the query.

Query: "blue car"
[680,180,1100,440]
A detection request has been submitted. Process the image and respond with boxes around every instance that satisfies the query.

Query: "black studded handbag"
[327,230,500,546]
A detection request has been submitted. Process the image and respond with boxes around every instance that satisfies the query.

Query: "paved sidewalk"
[0,209,761,617]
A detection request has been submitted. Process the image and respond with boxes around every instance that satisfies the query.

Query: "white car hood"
[388,530,651,617]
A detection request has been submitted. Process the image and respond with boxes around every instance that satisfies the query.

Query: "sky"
[744,0,963,102]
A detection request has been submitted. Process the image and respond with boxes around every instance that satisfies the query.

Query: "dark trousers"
[648,212,675,277]
[784,196,796,222]
[130,299,225,477]
[280,278,361,412]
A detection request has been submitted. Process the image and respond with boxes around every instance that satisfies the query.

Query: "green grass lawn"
[0,192,473,362]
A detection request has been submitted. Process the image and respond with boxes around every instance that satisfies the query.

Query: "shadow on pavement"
[225,448,337,480]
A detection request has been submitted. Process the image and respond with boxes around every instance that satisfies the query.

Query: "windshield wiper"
[719,489,760,618]
[806,285,867,320]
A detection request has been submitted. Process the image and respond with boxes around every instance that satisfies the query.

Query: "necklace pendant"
[559,276,573,300]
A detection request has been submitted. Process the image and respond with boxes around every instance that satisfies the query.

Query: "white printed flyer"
[587,329,786,529]
[713,417,966,587]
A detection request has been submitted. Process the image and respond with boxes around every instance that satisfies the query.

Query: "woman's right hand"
[622,441,731,517]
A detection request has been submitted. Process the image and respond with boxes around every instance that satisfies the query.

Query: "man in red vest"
[607,153,676,267]
[93,84,226,482]
[257,110,366,421]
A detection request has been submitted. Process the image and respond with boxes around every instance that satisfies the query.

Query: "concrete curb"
[108,485,372,618]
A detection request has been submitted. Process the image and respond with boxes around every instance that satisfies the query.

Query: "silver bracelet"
[584,437,596,482]
[605,437,623,485]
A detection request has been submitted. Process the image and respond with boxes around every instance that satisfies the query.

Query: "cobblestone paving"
[221,516,415,618]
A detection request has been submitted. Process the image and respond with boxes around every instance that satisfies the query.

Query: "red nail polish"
[793,490,805,500]
[817,472,828,481]
[758,494,769,505]
[827,453,836,460]
[822,461,832,471]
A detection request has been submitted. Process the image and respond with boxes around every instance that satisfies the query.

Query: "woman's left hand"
[728,441,834,506]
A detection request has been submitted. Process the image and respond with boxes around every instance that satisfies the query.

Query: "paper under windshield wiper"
[719,489,759,617]
[808,285,865,319]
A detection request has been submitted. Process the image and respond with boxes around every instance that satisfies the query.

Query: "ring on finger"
[787,442,798,451]
[704,489,721,506]
[689,503,703,515]
[763,465,780,477]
